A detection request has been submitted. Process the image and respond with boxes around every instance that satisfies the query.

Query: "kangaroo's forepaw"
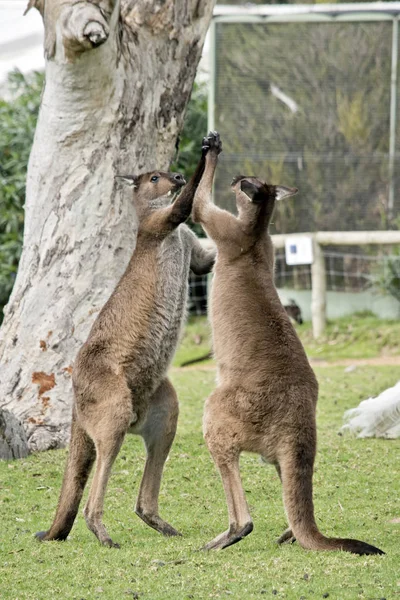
[202,522,253,551]
[35,530,49,542]
[202,131,222,156]
[135,509,182,537]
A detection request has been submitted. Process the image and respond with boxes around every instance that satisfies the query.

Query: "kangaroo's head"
[231,175,297,231]
[116,170,186,217]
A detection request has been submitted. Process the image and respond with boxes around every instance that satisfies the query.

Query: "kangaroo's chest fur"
[124,225,192,390]
[211,247,318,410]
[74,224,193,416]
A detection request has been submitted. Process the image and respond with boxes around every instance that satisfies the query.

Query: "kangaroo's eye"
[150,176,159,183]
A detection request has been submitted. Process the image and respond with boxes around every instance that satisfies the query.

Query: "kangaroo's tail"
[279,443,384,556]
[36,409,96,541]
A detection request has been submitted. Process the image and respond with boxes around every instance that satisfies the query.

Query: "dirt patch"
[310,356,400,367]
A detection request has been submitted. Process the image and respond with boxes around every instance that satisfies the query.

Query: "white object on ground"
[342,380,400,438]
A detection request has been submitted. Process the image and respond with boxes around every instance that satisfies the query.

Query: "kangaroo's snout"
[173,173,186,187]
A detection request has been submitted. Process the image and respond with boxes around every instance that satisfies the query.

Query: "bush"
[172,82,208,238]
[0,70,44,321]
[373,249,400,306]
[172,81,207,175]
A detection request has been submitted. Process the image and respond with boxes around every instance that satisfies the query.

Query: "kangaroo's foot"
[135,508,182,537]
[35,530,66,542]
[202,522,253,551]
[35,528,71,542]
[276,527,296,545]
[83,511,120,548]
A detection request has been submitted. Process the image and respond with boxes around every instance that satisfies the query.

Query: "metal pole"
[207,19,216,133]
[388,16,398,224]
[311,237,327,339]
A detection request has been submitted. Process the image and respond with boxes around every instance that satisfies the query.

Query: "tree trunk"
[0,409,29,460]
[0,0,214,453]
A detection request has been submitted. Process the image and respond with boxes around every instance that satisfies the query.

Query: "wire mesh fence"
[274,247,399,293]
[210,8,400,233]
[188,271,209,316]
[188,248,400,311]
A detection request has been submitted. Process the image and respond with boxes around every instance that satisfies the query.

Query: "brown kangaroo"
[35,135,218,548]
[191,135,384,556]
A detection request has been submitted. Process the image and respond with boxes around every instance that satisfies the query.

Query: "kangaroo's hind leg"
[202,389,253,550]
[82,379,134,548]
[135,378,181,536]
[36,407,96,541]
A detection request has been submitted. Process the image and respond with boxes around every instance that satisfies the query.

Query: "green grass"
[173,317,213,367]
[1,365,399,600]
[174,314,400,366]
[298,313,400,361]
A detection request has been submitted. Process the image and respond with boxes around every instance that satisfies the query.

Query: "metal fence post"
[311,236,326,339]
[388,15,399,224]
[207,19,216,133]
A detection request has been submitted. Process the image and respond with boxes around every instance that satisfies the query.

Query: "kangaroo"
[191,135,384,556]
[35,134,217,548]
[283,299,303,325]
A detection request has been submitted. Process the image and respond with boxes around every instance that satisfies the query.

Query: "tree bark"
[0,409,29,460]
[0,0,214,453]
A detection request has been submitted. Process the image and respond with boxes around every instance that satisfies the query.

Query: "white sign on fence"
[285,236,313,265]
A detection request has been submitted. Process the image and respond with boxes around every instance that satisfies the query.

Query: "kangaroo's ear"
[115,175,139,188]
[275,186,298,201]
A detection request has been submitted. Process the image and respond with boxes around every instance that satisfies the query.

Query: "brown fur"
[36,137,217,547]
[191,135,384,555]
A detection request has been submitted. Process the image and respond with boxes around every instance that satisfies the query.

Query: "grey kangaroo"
[191,133,384,556]
[36,134,217,548]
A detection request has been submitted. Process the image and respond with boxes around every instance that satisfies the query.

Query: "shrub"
[0,70,44,321]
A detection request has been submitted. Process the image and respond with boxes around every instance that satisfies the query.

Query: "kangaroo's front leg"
[191,132,222,226]
[135,378,181,536]
[191,135,244,245]
[190,234,216,275]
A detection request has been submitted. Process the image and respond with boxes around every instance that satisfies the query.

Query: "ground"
[174,313,400,367]
[0,315,399,599]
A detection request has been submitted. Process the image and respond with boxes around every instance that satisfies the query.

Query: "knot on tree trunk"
[60,3,112,61]
[25,0,116,61]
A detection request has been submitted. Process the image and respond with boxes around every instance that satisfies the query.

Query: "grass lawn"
[174,313,400,366]
[1,360,399,599]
